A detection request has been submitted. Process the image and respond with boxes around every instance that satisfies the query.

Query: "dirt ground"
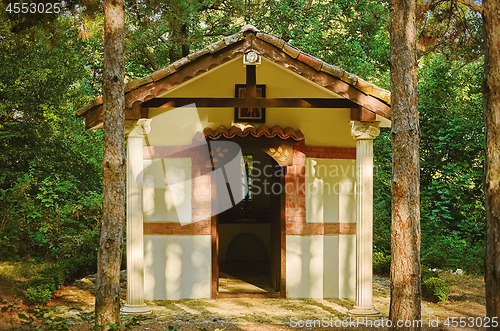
[0,264,487,331]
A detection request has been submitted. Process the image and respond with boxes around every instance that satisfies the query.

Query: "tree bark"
[389,0,422,330]
[483,0,500,328]
[95,0,125,328]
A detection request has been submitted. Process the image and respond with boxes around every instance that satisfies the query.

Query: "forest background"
[0,0,486,274]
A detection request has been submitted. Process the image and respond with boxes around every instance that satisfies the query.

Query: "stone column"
[349,121,381,316]
[121,120,151,314]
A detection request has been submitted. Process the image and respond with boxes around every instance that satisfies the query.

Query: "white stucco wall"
[322,235,356,299]
[142,158,192,224]
[144,235,211,300]
[286,157,356,299]
[286,235,324,298]
[305,158,356,224]
[286,235,355,299]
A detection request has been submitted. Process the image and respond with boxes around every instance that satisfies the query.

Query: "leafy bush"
[373,252,391,275]
[26,278,55,306]
[421,266,439,282]
[26,255,97,306]
[58,255,97,282]
[423,277,449,304]
[28,276,58,293]
[39,267,64,289]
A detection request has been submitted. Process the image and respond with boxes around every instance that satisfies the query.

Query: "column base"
[120,303,152,314]
[349,306,382,317]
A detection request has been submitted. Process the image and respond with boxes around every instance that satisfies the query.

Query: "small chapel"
[77,24,391,316]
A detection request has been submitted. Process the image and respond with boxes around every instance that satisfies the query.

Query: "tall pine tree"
[95,0,126,328]
[482,0,500,326]
[388,0,422,329]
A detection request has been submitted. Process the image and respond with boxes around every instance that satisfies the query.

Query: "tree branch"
[455,0,483,14]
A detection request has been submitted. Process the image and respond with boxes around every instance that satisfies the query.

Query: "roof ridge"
[76,25,390,117]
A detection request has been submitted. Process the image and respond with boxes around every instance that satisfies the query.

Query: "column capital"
[350,121,380,140]
[126,119,152,138]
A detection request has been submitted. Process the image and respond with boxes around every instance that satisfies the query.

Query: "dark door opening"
[213,148,285,298]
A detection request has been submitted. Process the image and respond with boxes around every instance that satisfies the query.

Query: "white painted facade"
[286,235,356,298]
[144,235,211,300]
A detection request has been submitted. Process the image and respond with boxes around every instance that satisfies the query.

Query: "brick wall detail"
[286,222,356,235]
[293,140,356,159]
[143,142,212,235]
[285,145,356,236]
[144,219,211,235]
[142,141,356,236]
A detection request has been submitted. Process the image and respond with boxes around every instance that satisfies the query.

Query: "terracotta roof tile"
[172,56,191,69]
[207,39,226,53]
[319,63,345,80]
[282,43,301,59]
[125,75,153,92]
[297,53,323,71]
[224,31,245,45]
[256,125,271,136]
[200,124,304,141]
[240,24,259,33]
[187,47,210,62]
[256,32,285,49]
[151,66,176,82]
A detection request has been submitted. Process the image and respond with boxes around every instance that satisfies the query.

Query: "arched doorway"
[211,143,286,298]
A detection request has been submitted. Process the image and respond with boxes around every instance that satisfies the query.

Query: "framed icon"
[234,84,266,123]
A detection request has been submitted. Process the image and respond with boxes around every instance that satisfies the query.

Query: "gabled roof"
[76,25,391,130]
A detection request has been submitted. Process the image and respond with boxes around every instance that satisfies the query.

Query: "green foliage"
[417,0,483,61]
[26,272,62,306]
[58,255,98,283]
[26,255,97,306]
[419,54,485,273]
[373,128,392,255]
[373,54,485,273]
[421,266,439,282]
[251,0,390,86]
[422,277,450,304]
[0,14,103,261]
[373,252,391,275]
[26,285,55,307]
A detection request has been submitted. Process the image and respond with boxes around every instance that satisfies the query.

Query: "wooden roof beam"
[141,97,359,109]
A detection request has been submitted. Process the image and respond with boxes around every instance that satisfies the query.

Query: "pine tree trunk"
[483,0,500,328]
[95,0,126,328]
[388,0,422,330]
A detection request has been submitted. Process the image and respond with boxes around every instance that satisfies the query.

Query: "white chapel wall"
[286,157,356,299]
[144,235,211,300]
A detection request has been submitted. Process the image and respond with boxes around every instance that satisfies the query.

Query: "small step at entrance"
[218,261,278,297]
